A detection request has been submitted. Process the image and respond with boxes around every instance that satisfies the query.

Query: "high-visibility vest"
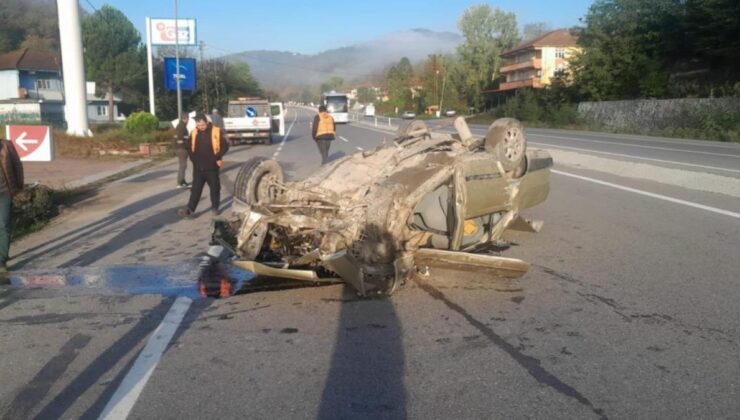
[315,112,335,138]
[191,126,223,167]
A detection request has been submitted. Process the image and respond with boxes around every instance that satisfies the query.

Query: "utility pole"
[199,40,209,112]
[174,0,182,118]
[145,17,155,116]
[56,0,91,136]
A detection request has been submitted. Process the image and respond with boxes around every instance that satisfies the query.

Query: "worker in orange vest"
[178,114,229,218]
[311,105,336,165]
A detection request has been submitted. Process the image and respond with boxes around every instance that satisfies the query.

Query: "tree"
[522,22,552,41]
[570,0,679,100]
[356,87,376,104]
[384,57,415,113]
[320,76,344,94]
[152,59,263,120]
[82,5,145,122]
[0,0,60,54]
[456,4,519,109]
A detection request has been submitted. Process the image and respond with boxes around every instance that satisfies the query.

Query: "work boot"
[177,207,194,218]
[211,208,220,217]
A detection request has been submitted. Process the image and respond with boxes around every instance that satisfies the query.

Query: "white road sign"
[6,125,54,162]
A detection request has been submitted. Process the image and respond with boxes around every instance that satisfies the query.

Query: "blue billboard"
[164,57,196,91]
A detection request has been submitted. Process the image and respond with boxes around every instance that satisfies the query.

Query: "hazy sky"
[81,0,594,55]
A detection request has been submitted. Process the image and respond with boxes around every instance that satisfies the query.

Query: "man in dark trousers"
[312,105,335,164]
[0,137,23,281]
[174,113,191,188]
[210,108,225,131]
[178,114,229,218]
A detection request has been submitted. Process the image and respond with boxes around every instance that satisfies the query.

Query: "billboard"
[164,57,196,91]
[150,18,197,45]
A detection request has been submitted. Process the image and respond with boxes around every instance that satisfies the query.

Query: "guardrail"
[348,112,402,131]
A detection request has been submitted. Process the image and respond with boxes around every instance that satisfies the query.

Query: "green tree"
[82,5,145,122]
[153,59,262,120]
[571,0,679,100]
[356,87,376,104]
[320,76,344,94]
[0,0,60,54]
[456,4,519,109]
[385,57,415,113]
[522,22,552,41]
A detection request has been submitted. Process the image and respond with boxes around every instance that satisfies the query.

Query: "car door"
[270,102,285,136]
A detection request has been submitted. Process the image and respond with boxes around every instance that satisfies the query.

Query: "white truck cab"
[223,97,285,145]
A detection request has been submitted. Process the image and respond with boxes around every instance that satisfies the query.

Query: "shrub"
[124,112,159,136]
[12,185,56,239]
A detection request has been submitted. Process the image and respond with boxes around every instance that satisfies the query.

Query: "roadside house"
[0,48,65,124]
[86,81,125,123]
[497,29,581,92]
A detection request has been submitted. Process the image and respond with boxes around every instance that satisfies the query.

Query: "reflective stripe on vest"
[315,112,335,137]
[191,126,223,167]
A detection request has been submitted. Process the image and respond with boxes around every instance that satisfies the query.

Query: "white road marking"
[530,142,740,175]
[356,146,364,151]
[98,296,193,420]
[339,136,349,142]
[349,121,395,135]
[529,133,740,158]
[272,110,298,159]
[527,129,740,150]
[552,169,740,220]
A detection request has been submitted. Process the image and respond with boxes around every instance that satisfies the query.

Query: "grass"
[54,127,176,158]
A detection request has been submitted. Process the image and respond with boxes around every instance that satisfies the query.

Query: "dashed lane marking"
[272,110,299,160]
[553,169,740,220]
[339,136,349,142]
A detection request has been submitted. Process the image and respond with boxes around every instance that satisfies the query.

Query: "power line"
[84,0,98,12]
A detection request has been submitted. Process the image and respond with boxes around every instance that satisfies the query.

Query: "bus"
[322,92,349,123]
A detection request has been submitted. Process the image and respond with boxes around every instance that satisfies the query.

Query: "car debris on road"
[213,117,552,297]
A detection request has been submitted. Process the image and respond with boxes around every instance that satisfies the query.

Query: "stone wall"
[577,97,740,130]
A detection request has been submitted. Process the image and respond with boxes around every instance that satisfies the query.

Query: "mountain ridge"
[225,28,462,91]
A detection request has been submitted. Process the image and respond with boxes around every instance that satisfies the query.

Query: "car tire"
[233,157,283,206]
[396,120,429,140]
[485,118,527,172]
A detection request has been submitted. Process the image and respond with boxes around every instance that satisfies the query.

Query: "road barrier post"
[375,117,378,127]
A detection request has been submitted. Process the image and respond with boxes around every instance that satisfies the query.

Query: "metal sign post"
[145,15,197,118]
[174,0,182,119]
[146,17,155,116]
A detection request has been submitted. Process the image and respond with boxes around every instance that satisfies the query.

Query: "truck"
[223,97,285,145]
[364,103,375,117]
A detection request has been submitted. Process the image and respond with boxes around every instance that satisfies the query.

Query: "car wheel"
[485,118,527,172]
[233,157,283,206]
[396,120,429,141]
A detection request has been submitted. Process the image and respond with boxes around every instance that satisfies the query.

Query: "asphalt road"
[1,107,738,419]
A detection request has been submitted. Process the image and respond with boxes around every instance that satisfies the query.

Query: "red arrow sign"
[6,125,50,160]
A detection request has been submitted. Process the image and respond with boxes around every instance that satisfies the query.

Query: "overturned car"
[213,117,552,296]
